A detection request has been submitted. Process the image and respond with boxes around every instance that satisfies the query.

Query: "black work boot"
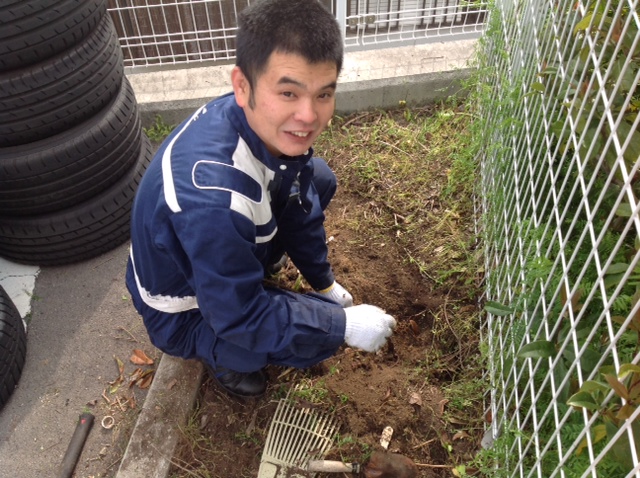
[205,364,267,398]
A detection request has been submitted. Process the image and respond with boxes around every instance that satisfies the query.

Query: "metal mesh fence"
[343,0,486,48]
[477,0,640,475]
[106,0,487,69]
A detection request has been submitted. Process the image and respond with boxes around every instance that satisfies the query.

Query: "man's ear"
[231,66,250,108]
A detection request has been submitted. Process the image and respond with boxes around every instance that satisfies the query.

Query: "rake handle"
[307,460,361,473]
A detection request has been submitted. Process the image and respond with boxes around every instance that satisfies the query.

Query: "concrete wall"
[127,40,477,128]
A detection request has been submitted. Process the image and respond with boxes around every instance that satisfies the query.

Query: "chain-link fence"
[477,0,640,475]
[106,0,486,69]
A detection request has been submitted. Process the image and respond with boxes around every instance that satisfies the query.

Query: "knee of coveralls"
[129,294,271,373]
[215,289,344,372]
[209,335,329,372]
[266,346,337,369]
[310,157,337,210]
[126,259,229,367]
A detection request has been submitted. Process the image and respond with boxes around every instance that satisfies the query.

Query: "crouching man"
[126,0,396,398]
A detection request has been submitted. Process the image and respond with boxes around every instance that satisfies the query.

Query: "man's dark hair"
[236,0,343,92]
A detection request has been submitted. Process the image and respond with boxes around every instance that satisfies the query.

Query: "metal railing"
[478,0,640,475]
[106,0,487,69]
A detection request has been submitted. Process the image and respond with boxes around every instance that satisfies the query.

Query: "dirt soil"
[171,107,483,478]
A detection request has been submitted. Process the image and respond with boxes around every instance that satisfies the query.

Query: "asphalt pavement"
[0,243,159,477]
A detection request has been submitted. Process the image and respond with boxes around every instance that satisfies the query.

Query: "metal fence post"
[335,0,347,41]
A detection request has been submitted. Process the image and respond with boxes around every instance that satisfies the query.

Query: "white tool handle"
[307,460,360,473]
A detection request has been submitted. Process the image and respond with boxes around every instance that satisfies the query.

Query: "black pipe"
[58,412,95,478]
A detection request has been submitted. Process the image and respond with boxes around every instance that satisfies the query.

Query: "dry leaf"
[408,392,422,406]
[130,349,154,365]
[137,370,153,388]
[129,368,154,389]
[447,415,468,425]
[452,431,471,441]
[409,319,420,335]
[108,356,125,392]
[166,378,178,390]
[115,356,125,375]
[128,367,144,386]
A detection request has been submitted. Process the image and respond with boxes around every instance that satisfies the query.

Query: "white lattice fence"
[478,0,640,476]
[106,0,486,69]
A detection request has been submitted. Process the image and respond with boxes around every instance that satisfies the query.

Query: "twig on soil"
[116,396,127,412]
[114,326,139,343]
[341,112,376,128]
[277,367,296,379]
[380,140,411,157]
[442,296,460,344]
[412,438,437,449]
[106,458,122,472]
[102,390,112,405]
[414,463,454,468]
[246,409,258,435]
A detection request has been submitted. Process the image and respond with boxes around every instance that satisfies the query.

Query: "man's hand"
[316,281,354,307]
[344,304,396,352]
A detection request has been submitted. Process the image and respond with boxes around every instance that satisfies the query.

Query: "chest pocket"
[193,160,262,201]
[192,160,276,242]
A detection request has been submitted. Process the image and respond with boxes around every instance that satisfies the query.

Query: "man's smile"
[289,131,311,138]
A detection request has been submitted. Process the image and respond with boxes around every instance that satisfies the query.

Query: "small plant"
[290,378,329,404]
[567,364,640,473]
[144,114,176,142]
[234,431,261,446]
[331,434,372,463]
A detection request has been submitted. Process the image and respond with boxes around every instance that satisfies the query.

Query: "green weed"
[144,115,176,143]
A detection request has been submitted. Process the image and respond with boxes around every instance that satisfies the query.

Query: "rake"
[257,395,341,478]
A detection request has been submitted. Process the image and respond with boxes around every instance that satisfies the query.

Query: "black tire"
[0,285,27,410]
[0,0,107,71]
[0,13,124,147]
[0,134,152,266]
[0,77,142,216]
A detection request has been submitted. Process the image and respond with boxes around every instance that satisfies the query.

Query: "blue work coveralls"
[125,93,347,372]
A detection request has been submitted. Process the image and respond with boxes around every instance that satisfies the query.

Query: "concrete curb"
[115,355,203,477]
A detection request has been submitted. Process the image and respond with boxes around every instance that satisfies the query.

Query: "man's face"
[232,51,338,157]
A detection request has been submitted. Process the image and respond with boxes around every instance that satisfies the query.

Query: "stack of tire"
[0,0,152,267]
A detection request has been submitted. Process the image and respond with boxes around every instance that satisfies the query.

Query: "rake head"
[257,397,340,478]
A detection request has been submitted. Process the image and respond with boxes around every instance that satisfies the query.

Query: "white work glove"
[344,304,396,352]
[316,281,354,308]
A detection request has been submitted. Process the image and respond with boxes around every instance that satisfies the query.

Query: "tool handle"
[307,460,361,473]
[58,413,95,478]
